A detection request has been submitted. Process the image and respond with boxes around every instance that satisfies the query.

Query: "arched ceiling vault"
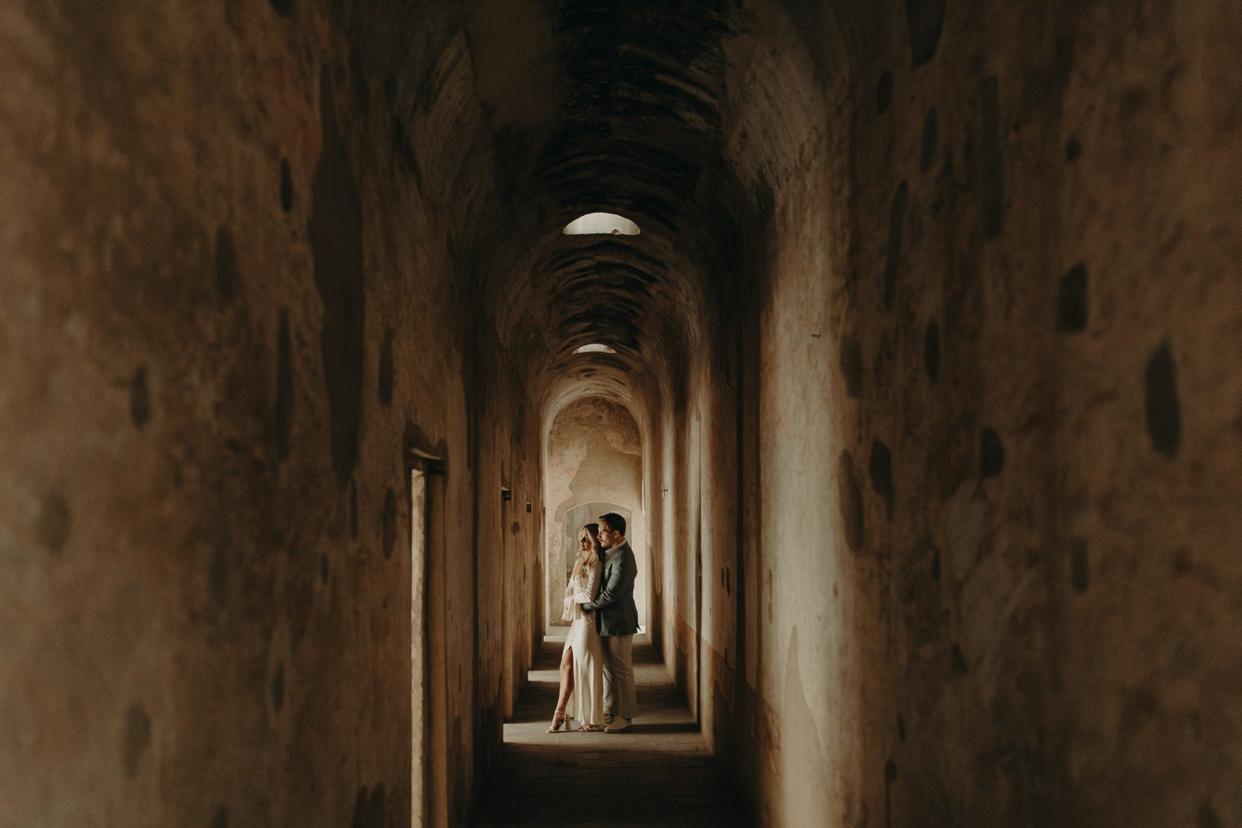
[463,0,743,428]
[364,0,870,429]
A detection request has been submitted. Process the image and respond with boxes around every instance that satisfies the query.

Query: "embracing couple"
[549,512,638,734]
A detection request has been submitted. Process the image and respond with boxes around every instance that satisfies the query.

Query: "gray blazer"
[582,541,639,637]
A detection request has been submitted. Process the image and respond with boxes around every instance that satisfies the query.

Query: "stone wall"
[0,2,540,824]
[689,0,1242,825]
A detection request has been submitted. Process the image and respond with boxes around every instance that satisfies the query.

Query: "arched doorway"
[543,397,647,631]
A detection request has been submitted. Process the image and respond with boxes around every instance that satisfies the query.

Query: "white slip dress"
[562,559,605,726]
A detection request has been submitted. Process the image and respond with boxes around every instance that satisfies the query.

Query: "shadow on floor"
[472,634,752,827]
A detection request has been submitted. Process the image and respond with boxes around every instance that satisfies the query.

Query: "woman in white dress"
[548,524,605,732]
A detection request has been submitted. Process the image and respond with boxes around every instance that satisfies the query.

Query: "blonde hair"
[575,524,602,585]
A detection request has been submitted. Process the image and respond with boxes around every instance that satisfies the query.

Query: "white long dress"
[562,559,605,726]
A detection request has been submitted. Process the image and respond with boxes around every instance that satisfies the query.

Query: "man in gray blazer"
[582,512,639,732]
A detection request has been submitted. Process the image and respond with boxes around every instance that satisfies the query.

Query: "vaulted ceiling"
[359,0,868,425]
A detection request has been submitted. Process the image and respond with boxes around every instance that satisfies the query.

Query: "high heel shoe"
[546,709,568,733]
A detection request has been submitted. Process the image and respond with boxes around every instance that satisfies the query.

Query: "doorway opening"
[557,501,643,631]
[409,465,427,827]
[542,397,647,634]
[407,444,443,827]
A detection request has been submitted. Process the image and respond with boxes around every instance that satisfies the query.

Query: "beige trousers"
[602,634,637,720]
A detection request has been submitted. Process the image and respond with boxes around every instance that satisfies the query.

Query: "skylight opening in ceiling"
[574,343,617,354]
[562,213,641,236]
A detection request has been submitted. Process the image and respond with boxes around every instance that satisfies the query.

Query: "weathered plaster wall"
[689,0,1242,825]
[642,397,668,654]
[473,343,544,748]
[655,356,714,720]
[542,397,644,629]
[0,2,541,825]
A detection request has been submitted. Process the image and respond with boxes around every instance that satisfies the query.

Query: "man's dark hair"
[599,512,626,536]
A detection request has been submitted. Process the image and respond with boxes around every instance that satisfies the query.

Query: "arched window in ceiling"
[574,343,616,354]
[562,213,641,236]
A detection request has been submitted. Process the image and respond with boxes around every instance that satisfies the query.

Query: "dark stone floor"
[473,633,752,827]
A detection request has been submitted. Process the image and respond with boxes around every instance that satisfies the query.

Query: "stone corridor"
[3,1,1241,826]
